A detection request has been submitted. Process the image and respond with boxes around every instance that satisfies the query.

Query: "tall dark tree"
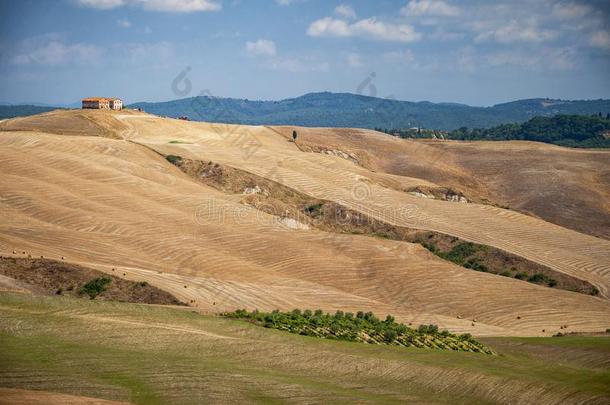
[292,130,298,142]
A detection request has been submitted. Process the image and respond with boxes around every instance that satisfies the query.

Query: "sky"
[0,0,609,106]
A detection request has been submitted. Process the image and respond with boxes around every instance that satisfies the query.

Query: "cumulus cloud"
[77,0,124,9]
[400,0,460,17]
[307,17,421,43]
[9,36,103,66]
[245,39,277,56]
[486,47,577,70]
[76,0,221,12]
[551,2,593,19]
[474,19,556,43]
[335,4,356,19]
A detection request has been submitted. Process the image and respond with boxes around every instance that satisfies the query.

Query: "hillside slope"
[0,109,609,337]
[273,126,610,240]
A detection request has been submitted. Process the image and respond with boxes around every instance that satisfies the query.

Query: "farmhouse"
[82,97,123,110]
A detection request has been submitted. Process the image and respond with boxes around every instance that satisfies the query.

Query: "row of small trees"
[223,308,487,352]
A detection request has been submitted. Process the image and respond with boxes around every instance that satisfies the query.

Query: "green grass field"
[0,292,609,404]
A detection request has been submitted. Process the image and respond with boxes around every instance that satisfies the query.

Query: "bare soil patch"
[0,256,185,305]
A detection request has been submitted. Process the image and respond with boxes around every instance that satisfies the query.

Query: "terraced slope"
[0,112,609,337]
[271,126,610,240]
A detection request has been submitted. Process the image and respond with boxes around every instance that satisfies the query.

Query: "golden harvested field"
[0,109,609,338]
[271,126,610,239]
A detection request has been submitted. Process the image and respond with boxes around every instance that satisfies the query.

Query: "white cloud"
[76,0,221,12]
[9,37,103,66]
[335,4,356,19]
[117,18,131,28]
[245,39,277,56]
[307,17,421,43]
[401,0,459,17]
[347,52,362,67]
[590,31,610,49]
[77,0,124,9]
[486,47,577,71]
[551,2,592,19]
[475,20,555,43]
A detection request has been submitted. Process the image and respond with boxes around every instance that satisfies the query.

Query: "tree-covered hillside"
[129,92,610,131]
[448,114,610,148]
[0,105,57,119]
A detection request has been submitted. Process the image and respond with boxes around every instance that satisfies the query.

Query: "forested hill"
[129,92,610,130]
[0,105,57,119]
[447,115,610,148]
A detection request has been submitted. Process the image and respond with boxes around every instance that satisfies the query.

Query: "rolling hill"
[1,109,609,339]
[129,92,610,130]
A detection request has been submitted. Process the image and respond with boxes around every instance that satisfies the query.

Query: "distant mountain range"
[2,92,610,130]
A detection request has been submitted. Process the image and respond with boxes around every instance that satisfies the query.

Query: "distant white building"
[109,98,122,110]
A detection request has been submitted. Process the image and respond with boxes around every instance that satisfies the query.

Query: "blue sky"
[0,0,609,106]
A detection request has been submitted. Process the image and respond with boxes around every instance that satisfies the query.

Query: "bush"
[514,272,528,280]
[79,276,112,299]
[384,329,397,343]
[165,155,183,165]
[528,273,547,283]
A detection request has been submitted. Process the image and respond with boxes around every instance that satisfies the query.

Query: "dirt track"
[0,109,609,336]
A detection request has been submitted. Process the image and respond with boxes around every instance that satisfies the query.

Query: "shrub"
[514,272,528,280]
[384,329,398,343]
[79,276,112,299]
[499,270,512,277]
[356,311,364,319]
[165,155,183,165]
[303,309,312,318]
[304,203,324,216]
[528,273,547,283]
